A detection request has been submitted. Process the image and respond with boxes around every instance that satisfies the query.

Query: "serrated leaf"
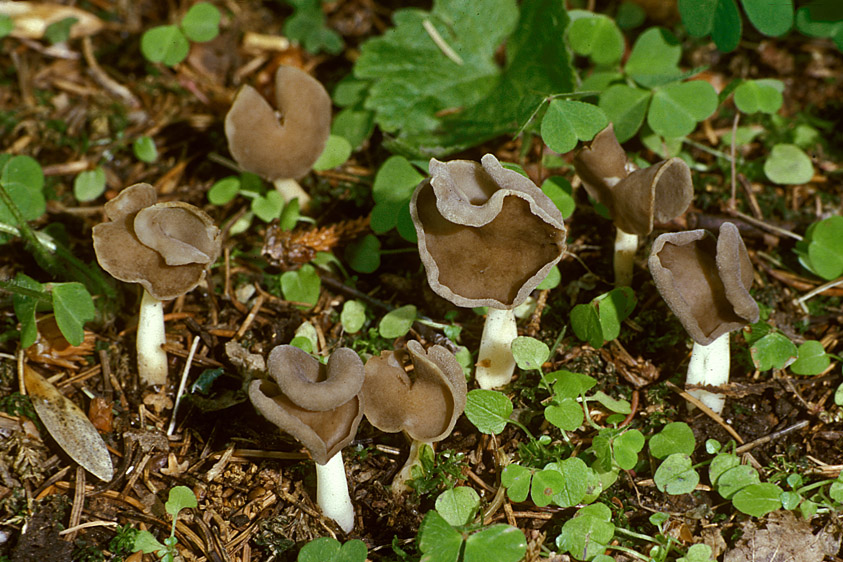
[24,365,113,481]
[357,0,574,157]
[284,0,344,55]
[648,81,718,138]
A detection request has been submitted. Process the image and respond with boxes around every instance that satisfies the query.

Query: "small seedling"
[133,486,197,561]
[280,264,321,309]
[141,2,221,66]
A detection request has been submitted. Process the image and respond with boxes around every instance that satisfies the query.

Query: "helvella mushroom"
[410,154,566,389]
[649,222,760,413]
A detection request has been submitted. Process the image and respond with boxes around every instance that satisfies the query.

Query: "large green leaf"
[356,0,574,157]
[599,84,650,142]
[648,81,718,138]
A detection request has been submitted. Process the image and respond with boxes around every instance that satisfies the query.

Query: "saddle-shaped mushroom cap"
[225,65,331,181]
[574,125,693,238]
[362,341,467,443]
[410,153,567,309]
[649,222,760,345]
[249,346,364,466]
[92,183,221,301]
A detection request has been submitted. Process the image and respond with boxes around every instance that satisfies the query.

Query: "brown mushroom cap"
[92,183,221,300]
[362,341,467,443]
[410,154,567,309]
[574,125,693,237]
[224,65,331,180]
[248,345,364,465]
[649,222,759,345]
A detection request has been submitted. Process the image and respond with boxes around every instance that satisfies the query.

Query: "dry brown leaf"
[0,2,103,39]
[24,365,113,481]
[724,511,841,562]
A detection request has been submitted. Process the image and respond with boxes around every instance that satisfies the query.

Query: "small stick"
[66,466,86,542]
[167,337,201,436]
[735,420,809,454]
[235,293,265,340]
[619,390,639,428]
[729,112,740,211]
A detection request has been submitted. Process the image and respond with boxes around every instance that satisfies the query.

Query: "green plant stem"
[613,526,658,544]
[795,478,835,496]
[0,278,52,304]
[0,184,58,274]
[507,418,535,441]
[0,221,58,251]
[607,543,649,561]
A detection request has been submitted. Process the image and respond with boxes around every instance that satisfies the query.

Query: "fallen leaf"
[24,365,113,481]
[724,511,841,562]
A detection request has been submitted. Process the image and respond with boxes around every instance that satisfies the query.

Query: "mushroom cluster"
[649,222,759,413]
[249,345,364,533]
[574,124,693,286]
[410,154,567,389]
[93,183,221,386]
[225,65,332,207]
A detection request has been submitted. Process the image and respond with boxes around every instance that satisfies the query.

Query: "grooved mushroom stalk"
[476,308,518,390]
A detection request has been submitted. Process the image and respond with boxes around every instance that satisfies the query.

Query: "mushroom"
[361,340,466,494]
[410,154,566,389]
[224,65,332,208]
[648,222,759,413]
[92,183,221,386]
[574,124,693,286]
[248,345,364,533]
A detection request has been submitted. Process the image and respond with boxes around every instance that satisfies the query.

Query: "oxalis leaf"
[356,0,574,157]
[465,389,512,435]
[24,365,113,481]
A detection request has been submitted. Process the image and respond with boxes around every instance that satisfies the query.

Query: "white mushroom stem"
[686,333,730,414]
[136,288,168,386]
[614,228,639,287]
[391,440,433,496]
[475,307,517,389]
[315,451,354,533]
[273,178,311,208]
